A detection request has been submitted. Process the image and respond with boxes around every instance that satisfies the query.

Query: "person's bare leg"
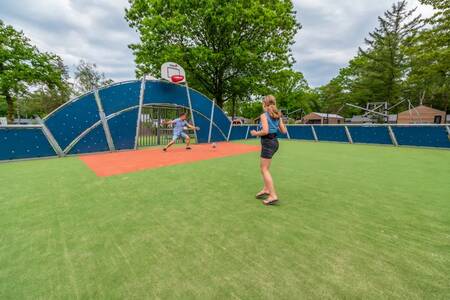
[164,140,175,151]
[185,136,191,148]
[256,158,271,197]
[260,158,278,202]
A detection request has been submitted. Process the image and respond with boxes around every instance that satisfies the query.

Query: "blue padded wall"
[349,126,392,145]
[314,126,348,142]
[99,81,141,115]
[190,92,213,120]
[213,106,231,139]
[392,126,450,148]
[0,127,56,160]
[247,125,258,139]
[108,108,139,150]
[278,130,289,139]
[192,112,210,143]
[144,81,189,108]
[44,93,100,150]
[68,125,109,155]
[209,123,227,142]
[287,126,315,140]
[229,126,248,140]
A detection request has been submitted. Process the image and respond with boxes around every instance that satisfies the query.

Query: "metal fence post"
[445,125,450,135]
[208,100,215,143]
[388,125,399,146]
[286,125,291,140]
[184,81,198,143]
[227,124,233,141]
[134,76,146,149]
[344,126,353,144]
[94,90,115,151]
[245,126,250,140]
[311,126,319,142]
[36,117,64,157]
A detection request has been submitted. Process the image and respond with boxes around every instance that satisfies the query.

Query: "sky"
[0,0,434,87]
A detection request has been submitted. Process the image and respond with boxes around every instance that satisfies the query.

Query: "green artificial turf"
[1,141,449,299]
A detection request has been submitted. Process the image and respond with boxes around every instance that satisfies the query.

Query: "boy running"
[163,112,199,151]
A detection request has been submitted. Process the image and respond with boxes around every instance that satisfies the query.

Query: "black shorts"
[261,135,279,159]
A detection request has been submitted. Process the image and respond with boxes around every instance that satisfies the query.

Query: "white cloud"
[0,0,138,81]
[292,0,435,86]
[0,0,436,86]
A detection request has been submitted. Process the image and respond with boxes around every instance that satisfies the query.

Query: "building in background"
[302,113,344,124]
[397,105,446,124]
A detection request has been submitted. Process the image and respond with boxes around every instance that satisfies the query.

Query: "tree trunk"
[5,91,14,124]
[231,98,236,120]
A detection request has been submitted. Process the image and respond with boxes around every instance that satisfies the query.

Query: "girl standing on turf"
[250,95,287,205]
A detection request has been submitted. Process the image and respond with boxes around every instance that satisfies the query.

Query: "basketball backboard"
[161,62,186,83]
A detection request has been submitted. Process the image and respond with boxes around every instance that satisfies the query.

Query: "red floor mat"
[79,142,260,177]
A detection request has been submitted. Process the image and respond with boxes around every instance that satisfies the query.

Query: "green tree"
[125,0,300,108]
[0,21,68,122]
[19,59,72,117]
[318,55,369,116]
[74,60,114,95]
[358,0,422,105]
[264,69,309,111]
[406,0,449,111]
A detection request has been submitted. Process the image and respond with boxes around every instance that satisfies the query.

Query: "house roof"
[311,113,344,119]
[398,105,445,115]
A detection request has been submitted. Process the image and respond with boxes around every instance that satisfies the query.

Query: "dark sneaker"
[186,147,192,150]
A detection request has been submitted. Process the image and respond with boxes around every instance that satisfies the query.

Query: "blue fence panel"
[0,127,56,160]
[229,126,248,140]
[349,126,392,145]
[45,93,100,150]
[99,81,141,115]
[392,126,450,148]
[68,125,109,155]
[108,109,139,150]
[314,126,348,142]
[287,126,315,140]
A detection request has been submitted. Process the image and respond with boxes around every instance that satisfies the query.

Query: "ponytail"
[263,95,282,119]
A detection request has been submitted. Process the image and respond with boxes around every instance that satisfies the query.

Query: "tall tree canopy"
[406,0,449,111]
[73,60,114,95]
[125,0,300,107]
[357,0,422,105]
[0,21,68,122]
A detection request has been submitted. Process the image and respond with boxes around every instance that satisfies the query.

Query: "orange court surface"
[79,142,260,177]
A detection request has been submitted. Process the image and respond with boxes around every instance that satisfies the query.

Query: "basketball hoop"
[161,62,186,83]
[171,75,185,83]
